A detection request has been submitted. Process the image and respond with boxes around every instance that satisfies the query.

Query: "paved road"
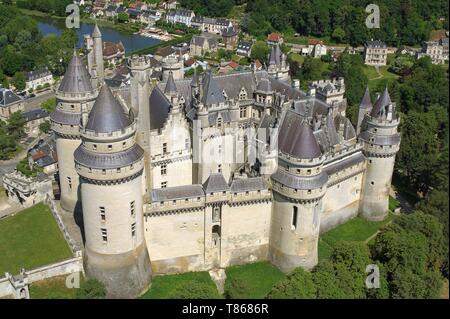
[23,91,55,112]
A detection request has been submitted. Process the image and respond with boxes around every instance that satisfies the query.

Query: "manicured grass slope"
[224,262,285,299]
[29,275,84,299]
[318,215,393,261]
[140,271,219,299]
[0,203,72,275]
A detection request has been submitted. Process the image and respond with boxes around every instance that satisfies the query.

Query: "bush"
[224,276,251,299]
[76,279,106,299]
[170,281,220,299]
[267,268,316,299]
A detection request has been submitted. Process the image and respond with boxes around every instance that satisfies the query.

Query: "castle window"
[307,190,312,194]
[108,145,112,150]
[292,206,298,229]
[100,207,106,221]
[67,177,72,190]
[240,107,246,118]
[101,228,107,243]
[131,223,136,238]
[371,181,374,185]
[307,169,312,175]
[102,169,106,175]
[93,144,97,150]
[161,164,167,176]
[185,139,189,150]
[212,206,221,222]
[130,201,135,217]
[217,118,222,128]
[162,143,167,154]
[122,141,126,148]
[218,164,222,173]
[161,181,167,188]
[116,168,121,173]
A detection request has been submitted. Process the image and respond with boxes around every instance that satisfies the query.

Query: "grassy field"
[0,203,72,275]
[318,214,394,260]
[224,262,285,299]
[364,65,399,90]
[29,274,84,299]
[140,271,219,299]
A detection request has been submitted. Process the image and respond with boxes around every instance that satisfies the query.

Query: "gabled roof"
[0,87,22,107]
[201,71,226,106]
[230,177,266,193]
[203,173,229,193]
[58,53,93,94]
[85,84,131,133]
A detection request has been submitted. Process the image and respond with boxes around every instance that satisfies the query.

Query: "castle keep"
[50,27,400,298]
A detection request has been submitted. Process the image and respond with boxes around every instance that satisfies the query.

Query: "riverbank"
[19,8,141,35]
[128,33,193,56]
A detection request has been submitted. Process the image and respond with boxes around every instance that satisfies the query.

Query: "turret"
[130,55,152,200]
[266,44,290,82]
[74,85,151,298]
[269,115,327,272]
[356,86,372,135]
[359,87,401,221]
[50,52,97,213]
[92,24,104,84]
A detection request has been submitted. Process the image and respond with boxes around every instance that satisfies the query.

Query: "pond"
[37,18,161,54]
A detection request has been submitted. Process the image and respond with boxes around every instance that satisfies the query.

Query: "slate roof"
[371,87,391,118]
[58,54,93,94]
[164,72,178,95]
[85,84,131,133]
[365,39,386,48]
[74,143,144,169]
[271,169,328,190]
[149,86,171,130]
[230,177,266,193]
[23,109,49,122]
[278,111,322,159]
[26,67,52,81]
[0,87,22,107]
[201,70,226,106]
[203,173,230,193]
[360,86,372,109]
[152,184,204,202]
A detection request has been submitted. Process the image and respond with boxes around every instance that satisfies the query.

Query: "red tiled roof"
[228,61,239,69]
[268,32,282,42]
[308,38,324,45]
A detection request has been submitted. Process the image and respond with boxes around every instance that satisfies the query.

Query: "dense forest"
[181,0,448,46]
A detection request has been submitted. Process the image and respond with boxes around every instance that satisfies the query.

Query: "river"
[36,18,160,54]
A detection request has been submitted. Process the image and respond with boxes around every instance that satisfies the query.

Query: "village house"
[166,9,195,27]
[103,41,126,67]
[0,86,25,121]
[222,26,238,49]
[23,109,50,137]
[364,39,387,66]
[191,16,232,34]
[417,38,449,64]
[28,138,58,175]
[267,32,283,46]
[25,67,53,93]
[190,35,218,56]
[236,41,252,57]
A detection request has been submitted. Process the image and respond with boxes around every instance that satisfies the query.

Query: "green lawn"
[318,214,393,261]
[140,271,220,299]
[224,261,285,299]
[0,203,72,275]
[364,65,399,90]
[29,274,84,299]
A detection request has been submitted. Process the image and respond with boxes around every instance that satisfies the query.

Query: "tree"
[118,12,129,24]
[6,111,26,139]
[300,57,325,82]
[76,279,106,299]
[12,71,26,91]
[39,121,51,134]
[331,27,346,43]
[250,41,270,64]
[267,268,316,299]
[170,281,220,299]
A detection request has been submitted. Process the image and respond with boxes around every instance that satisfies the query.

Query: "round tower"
[269,118,327,272]
[359,87,401,221]
[161,55,184,81]
[50,53,97,213]
[92,24,104,84]
[74,85,151,298]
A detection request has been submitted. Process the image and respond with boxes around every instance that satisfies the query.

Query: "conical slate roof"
[268,46,277,65]
[278,114,321,159]
[360,86,372,109]
[92,24,102,37]
[371,87,391,117]
[85,84,131,133]
[164,71,178,95]
[58,54,93,93]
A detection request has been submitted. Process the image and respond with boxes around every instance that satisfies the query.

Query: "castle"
[49,26,401,298]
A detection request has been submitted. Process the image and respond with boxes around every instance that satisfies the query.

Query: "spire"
[201,70,225,106]
[164,71,178,95]
[86,84,131,133]
[371,86,391,117]
[359,86,372,109]
[279,117,322,159]
[191,68,198,87]
[268,46,277,65]
[58,54,93,93]
[92,23,102,38]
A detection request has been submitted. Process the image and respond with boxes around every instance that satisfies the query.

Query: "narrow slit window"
[292,206,298,229]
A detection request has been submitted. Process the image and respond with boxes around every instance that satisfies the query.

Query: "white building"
[364,39,387,66]
[25,68,53,93]
[166,9,195,27]
[417,38,449,64]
